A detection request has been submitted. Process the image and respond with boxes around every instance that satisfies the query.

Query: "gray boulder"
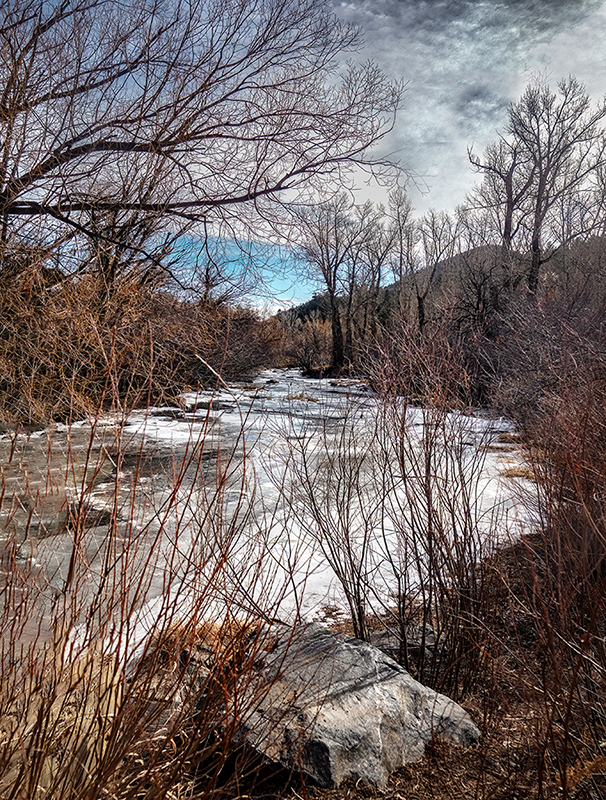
[245,622,479,788]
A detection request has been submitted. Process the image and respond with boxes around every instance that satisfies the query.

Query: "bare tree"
[468,139,535,253]
[469,77,606,295]
[339,201,395,363]
[388,186,416,321]
[0,0,402,276]
[295,194,372,373]
[410,209,460,332]
[447,206,526,338]
[354,201,397,346]
[386,191,461,333]
[293,195,401,371]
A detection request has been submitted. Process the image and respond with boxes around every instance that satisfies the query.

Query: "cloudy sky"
[333,0,606,213]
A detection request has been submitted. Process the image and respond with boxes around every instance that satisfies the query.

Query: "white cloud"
[334,0,606,213]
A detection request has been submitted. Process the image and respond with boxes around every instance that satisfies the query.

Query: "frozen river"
[0,369,532,655]
[124,368,531,636]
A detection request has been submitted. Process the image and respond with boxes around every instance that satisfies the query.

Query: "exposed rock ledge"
[244,622,480,788]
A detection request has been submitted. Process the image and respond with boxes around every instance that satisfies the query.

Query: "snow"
[6,369,535,660]
[114,369,534,630]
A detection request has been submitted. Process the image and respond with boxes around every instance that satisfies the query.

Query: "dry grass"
[498,466,536,480]
[0,382,294,800]
[0,269,275,424]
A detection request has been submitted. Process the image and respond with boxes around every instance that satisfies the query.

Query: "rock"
[367,626,453,676]
[369,625,439,663]
[20,421,47,435]
[190,399,235,412]
[245,623,479,788]
[65,502,113,531]
[150,407,185,420]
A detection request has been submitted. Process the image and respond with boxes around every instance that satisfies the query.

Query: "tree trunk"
[416,292,426,332]
[528,233,541,296]
[329,292,345,373]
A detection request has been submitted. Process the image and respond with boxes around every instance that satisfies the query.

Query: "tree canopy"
[0,0,402,278]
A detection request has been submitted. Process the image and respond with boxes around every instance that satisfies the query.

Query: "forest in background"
[279,77,606,430]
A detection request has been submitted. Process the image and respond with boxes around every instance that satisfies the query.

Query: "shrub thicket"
[0,269,278,423]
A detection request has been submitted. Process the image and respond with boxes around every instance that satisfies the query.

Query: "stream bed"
[0,369,532,651]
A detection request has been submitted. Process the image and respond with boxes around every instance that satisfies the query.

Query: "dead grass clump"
[0,618,273,800]
[499,465,536,480]
[495,431,522,445]
[478,443,518,453]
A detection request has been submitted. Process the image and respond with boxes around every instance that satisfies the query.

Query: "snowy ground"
[125,369,535,623]
[1,369,536,655]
